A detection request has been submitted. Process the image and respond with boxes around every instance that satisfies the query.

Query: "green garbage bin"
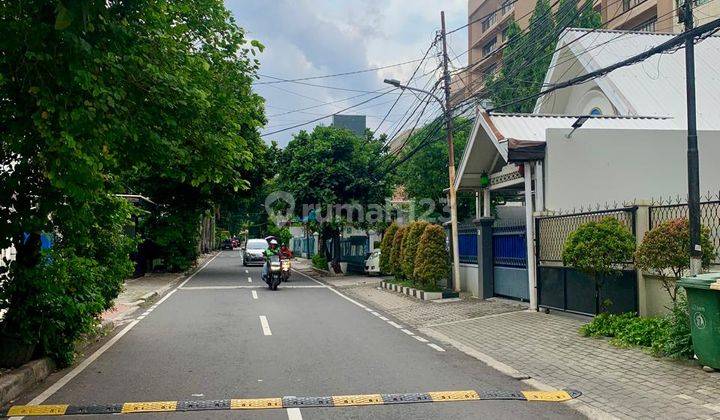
[678,272,720,370]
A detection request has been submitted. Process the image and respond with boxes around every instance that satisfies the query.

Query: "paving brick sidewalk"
[102,252,217,326]
[340,283,720,420]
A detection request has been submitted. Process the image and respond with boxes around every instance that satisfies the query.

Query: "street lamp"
[383,77,462,293]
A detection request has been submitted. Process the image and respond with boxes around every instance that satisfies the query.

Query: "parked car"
[221,239,234,250]
[364,250,380,275]
[243,238,268,266]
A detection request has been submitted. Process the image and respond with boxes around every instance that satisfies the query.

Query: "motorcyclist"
[279,244,293,259]
[262,237,280,282]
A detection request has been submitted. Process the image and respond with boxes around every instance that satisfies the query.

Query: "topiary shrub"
[635,218,715,303]
[562,217,635,313]
[413,224,449,289]
[311,253,328,270]
[379,223,398,275]
[389,225,407,278]
[401,220,429,282]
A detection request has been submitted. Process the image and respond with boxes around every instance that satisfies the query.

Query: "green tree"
[401,221,429,281]
[487,0,600,112]
[394,117,475,220]
[562,218,636,312]
[413,224,450,289]
[379,223,399,275]
[0,0,265,364]
[390,226,407,278]
[278,126,391,264]
[635,219,715,302]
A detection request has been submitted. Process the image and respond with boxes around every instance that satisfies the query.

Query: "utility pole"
[441,11,461,292]
[681,0,702,276]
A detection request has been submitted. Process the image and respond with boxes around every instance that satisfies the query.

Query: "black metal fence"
[536,208,636,263]
[535,207,638,316]
[649,199,720,265]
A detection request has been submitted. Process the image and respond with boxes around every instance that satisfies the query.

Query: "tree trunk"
[15,232,41,269]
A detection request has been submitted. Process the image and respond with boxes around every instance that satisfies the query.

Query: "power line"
[265,88,392,118]
[456,0,659,106]
[488,16,720,112]
[254,57,429,85]
[372,40,440,134]
[260,90,394,137]
[257,74,401,94]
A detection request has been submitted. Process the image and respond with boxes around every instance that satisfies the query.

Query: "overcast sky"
[224,0,468,146]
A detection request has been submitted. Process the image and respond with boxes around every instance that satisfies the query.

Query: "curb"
[380,281,443,301]
[0,359,55,408]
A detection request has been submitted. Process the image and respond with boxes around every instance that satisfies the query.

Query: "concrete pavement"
[11,251,583,419]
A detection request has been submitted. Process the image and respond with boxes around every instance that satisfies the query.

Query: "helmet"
[268,238,278,248]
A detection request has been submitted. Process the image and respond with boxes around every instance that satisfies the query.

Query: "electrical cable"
[260,90,395,137]
[255,57,429,85]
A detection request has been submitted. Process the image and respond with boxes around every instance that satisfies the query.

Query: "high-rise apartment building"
[455,0,718,103]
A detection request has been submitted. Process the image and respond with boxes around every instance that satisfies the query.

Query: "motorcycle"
[264,254,282,290]
[280,256,291,282]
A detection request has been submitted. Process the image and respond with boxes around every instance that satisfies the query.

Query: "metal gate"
[535,208,638,316]
[339,236,369,273]
[492,224,529,301]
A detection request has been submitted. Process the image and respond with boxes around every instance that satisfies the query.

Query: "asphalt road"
[17,251,584,419]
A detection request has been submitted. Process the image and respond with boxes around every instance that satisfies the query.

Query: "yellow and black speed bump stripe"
[0,389,581,417]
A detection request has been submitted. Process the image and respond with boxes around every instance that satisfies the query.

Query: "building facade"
[459,0,713,102]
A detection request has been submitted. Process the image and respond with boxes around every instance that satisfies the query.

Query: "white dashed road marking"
[428,343,446,352]
[401,329,414,336]
[259,315,272,336]
[286,407,303,420]
[248,276,252,283]
[252,290,258,299]
[387,321,403,329]
[413,336,429,343]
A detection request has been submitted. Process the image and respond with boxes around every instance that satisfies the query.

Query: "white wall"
[0,245,15,267]
[458,263,480,297]
[544,128,720,210]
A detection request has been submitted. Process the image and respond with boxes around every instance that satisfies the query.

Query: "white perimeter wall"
[544,128,720,210]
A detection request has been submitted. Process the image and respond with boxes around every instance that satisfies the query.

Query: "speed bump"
[6,405,68,417]
[521,390,573,402]
[0,389,581,417]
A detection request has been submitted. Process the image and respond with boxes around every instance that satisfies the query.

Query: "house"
[453,29,720,315]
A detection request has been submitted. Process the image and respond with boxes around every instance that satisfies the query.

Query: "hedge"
[413,224,449,288]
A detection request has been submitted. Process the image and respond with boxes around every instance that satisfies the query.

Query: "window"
[482,12,497,32]
[501,26,510,42]
[501,0,515,15]
[483,64,498,81]
[633,17,656,32]
[589,107,603,116]
[483,37,498,56]
[622,0,646,12]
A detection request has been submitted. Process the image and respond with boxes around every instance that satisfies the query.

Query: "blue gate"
[339,236,369,273]
[292,236,315,258]
[492,225,529,301]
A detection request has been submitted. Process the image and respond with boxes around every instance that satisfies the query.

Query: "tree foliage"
[393,117,475,220]
[635,218,715,302]
[487,0,600,112]
[277,126,390,262]
[401,220,429,280]
[0,0,265,364]
[390,226,407,278]
[379,223,398,275]
[563,218,636,278]
[413,224,449,288]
